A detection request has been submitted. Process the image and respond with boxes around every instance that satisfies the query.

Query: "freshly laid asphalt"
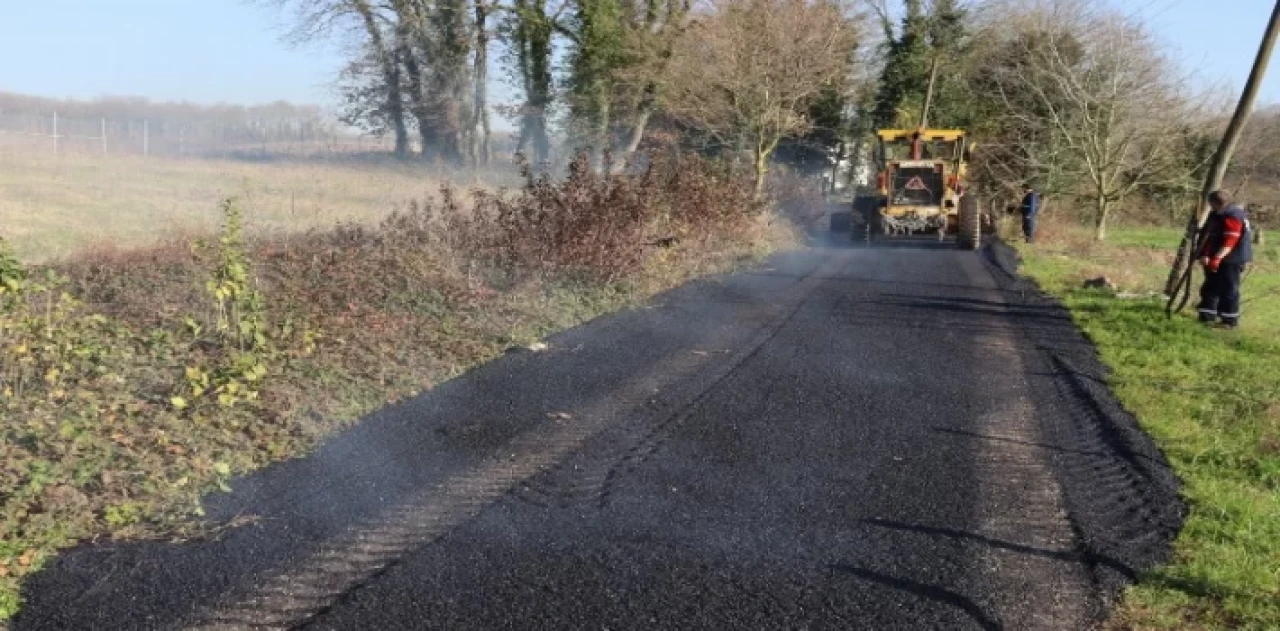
[16,239,1184,630]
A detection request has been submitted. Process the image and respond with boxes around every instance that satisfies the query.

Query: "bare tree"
[273,0,414,158]
[983,0,1202,240]
[663,0,860,195]
[1224,110,1280,199]
[273,0,483,163]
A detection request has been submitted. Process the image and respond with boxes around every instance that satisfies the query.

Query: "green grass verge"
[1017,226,1280,629]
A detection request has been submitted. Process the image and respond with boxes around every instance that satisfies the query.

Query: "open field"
[0,136,514,263]
[1015,220,1280,629]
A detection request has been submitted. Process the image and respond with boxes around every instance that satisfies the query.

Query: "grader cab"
[855,128,980,250]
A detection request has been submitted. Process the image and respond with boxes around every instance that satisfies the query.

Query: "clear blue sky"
[1124,0,1280,99]
[0,0,345,106]
[0,0,1278,109]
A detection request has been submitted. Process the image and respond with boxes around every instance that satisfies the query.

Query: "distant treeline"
[0,91,341,147]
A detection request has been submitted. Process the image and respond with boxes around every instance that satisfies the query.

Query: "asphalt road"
[16,240,1183,630]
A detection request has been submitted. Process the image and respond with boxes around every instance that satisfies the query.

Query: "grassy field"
[0,137,511,263]
[1015,220,1280,629]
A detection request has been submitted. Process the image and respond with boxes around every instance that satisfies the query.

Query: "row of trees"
[273,0,1271,236]
[868,0,1280,240]
[272,0,861,192]
[861,0,1226,240]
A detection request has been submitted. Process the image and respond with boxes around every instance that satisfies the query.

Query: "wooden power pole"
[1166,0,1280,301]
[920,55,941,130]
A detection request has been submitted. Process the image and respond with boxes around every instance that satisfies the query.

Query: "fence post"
[53,111,58,155]
[102,118,107,155]
[143,119,149,156]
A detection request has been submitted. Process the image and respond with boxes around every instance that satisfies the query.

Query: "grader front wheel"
[958,194,980,250]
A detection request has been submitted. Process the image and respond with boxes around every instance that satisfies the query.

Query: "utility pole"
[1166,0,1280,302]
[920,55,940,130]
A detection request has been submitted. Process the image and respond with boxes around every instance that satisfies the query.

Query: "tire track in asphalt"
[847,252,1095,629]
[953,254,1094,628]
[187,252,855,630]
[981,241,1185,601]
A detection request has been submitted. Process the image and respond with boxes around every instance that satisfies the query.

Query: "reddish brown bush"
[463,152,764,280]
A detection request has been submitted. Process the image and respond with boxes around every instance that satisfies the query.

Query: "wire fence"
[0,111,395,159]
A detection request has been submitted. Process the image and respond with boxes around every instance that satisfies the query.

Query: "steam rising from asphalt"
[190,252,852,629]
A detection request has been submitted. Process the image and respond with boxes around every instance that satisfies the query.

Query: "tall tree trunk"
[527,11,552,163]
[518,0,553,165]
[354,0,408,158]
[753,138,775,199]
[568,0,623,169]
[619,83,655,157]
[1094,195,1109,241]
[514,0,533,157]
[593,93,611,171]
[828,142,846,194]
[388,56,409,158]
[472,0,492,166]
[400,43,436,161]
[919,54,940,129]
[423,0,470,165]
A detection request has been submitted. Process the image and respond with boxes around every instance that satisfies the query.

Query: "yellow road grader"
[854,127,980,249]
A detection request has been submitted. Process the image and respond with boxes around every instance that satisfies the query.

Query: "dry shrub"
[364,151,767,283]
[480,152,764,279]
[49,150,769,334]
[39,150,773,417]
[57,239,206,328]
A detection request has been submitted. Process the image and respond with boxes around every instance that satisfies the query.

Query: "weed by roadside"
[0,152,797,619]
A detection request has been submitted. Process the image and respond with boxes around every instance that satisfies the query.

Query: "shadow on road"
[829,564,1002,631]
[860,517,1134,580]
[932,426,1113,461]
[864,294,1074,322]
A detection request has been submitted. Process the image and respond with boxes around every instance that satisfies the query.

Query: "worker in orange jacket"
[1198,190,1253,328]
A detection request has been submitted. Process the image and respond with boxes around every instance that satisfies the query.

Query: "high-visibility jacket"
[1199,204,1253,266]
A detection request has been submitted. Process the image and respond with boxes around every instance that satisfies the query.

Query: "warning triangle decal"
[904,176,929,191]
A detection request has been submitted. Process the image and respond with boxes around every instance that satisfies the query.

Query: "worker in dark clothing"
[1019,185,1040,243]
[1198,190,1253,328]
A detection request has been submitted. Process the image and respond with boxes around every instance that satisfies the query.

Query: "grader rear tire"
[830,210,853,233]
[958,194,980,251]
[862,211,880,246]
